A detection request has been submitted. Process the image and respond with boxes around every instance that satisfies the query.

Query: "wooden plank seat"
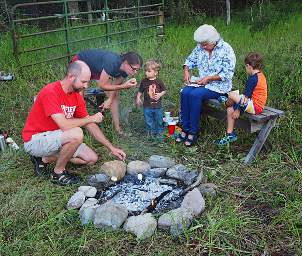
[203,99,285,164]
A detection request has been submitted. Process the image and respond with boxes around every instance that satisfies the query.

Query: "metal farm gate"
[10,0,164,68]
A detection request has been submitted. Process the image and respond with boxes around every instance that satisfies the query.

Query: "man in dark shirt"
[72,49,143,135]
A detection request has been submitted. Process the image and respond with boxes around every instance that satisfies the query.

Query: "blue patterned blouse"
[184,39,236,94]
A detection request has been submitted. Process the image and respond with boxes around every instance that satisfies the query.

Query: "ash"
[98,175,184,214]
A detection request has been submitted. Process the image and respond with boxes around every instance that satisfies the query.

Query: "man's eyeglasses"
[129,64,140,72]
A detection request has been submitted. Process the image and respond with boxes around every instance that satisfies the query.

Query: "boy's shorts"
[239,95,263,115]
[24,129,86,157]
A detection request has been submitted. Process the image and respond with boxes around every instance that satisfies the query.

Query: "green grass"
[1,8,302,256]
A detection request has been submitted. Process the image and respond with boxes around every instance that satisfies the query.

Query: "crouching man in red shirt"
[22,60,126,185]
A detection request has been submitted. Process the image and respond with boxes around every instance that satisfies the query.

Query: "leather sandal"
[175,131,187,143]
[184,134,198,147]
[51,170,81,186]
[30,155,50,176]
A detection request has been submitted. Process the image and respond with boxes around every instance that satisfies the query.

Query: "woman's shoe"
[184,134,198,147]
[175,131,187,143]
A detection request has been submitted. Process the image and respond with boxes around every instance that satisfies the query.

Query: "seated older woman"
[177,24,236,146]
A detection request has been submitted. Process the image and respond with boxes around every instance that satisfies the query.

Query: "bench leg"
[244,118,277,165]
[254,131,273,152]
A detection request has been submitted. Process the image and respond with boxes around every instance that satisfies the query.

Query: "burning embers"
[67,155,209,239]
[98,175,184,215]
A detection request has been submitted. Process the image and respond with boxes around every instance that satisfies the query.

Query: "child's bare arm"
[225,98,235,108]
[154,90,166,101]
[136,92,143,106]
[231,109,240,119]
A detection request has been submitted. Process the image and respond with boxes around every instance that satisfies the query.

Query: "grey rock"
[87,173,112,190]
[80,198,99,211]
[183,172,198,186]
[149,155,175,168]
[158,207,192,235]
[94,201,128,230]
[127,161,151,175]
[85,187,97,198]
[181,188,205,217]
[123,213,157,240]
[166,164,198,186]
[67,191,86,209]
[78,186,97,198]
[198,183,218,197]
[78,186,91,192]
[89,173,111,183]
[144,168,167,178]
[170,221,190,237]
[79,206,98,225]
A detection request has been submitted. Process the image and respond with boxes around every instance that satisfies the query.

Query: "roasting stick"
[140,170,204,215]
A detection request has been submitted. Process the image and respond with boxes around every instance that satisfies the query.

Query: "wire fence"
[10,0,164,69]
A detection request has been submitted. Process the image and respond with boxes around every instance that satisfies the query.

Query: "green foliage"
[236,0,302,31]
[165,0,206,25]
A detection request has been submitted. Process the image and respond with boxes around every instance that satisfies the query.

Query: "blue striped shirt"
[184,39,236,94]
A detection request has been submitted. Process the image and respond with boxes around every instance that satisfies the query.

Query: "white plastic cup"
[164,112,171,119]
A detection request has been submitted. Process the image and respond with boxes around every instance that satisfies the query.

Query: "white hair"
[193,24,221,44]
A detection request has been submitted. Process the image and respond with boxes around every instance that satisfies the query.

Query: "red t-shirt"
[22,80,88,142]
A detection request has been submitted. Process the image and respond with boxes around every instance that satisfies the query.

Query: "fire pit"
[67,155,210,239]
[98,175,184,215]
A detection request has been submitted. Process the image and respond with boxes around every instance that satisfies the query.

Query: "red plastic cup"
[168,124,176,135]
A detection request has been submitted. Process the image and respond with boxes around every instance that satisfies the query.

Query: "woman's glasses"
[129,64,140,72]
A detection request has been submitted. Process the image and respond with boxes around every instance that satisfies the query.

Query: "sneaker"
[51,170,81,186]
[30,155,50,176]
[214,133,237,146]
[218,96,228,106]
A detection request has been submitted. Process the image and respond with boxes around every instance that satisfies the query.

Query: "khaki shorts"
[24,130,86,157]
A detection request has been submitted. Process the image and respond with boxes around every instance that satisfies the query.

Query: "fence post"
[63,0,71,62]
[226,0,231,25]
[87,0,92,24]
[104,0,109,45]
[136,0,141,31]
[10,5,20,65]
[157,1,164,41]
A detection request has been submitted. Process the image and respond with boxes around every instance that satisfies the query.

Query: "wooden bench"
[203,99,285,164]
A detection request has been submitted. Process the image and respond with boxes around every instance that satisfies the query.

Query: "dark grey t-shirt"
[77,49,128,80]
[138,78,166,108]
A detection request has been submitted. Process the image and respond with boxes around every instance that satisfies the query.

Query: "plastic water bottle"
[0,73,14,81]
[6,137,19,150]
[0,135,6,152]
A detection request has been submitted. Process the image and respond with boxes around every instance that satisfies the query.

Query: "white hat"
[193,24,221,44]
